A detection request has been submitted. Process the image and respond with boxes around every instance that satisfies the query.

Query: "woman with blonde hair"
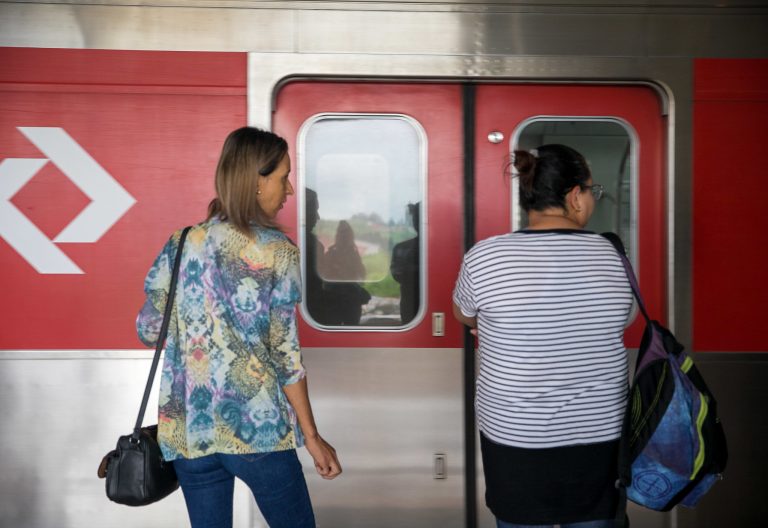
[137,126,341,528]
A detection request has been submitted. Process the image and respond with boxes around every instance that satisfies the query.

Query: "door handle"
[432,312,445,337]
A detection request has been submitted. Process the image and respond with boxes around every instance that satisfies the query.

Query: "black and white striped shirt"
[453,230,633,448]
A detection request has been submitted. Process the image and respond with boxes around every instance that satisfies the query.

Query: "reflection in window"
[516,120,634,257]
[301,115,425,328]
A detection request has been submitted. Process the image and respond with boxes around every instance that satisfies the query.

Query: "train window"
[513,118,637,259]
[299,114,426,330]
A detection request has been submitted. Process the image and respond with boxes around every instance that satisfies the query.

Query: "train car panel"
[2,2,767,58]
[0,48,246,349]
[693,58,768,352]
[0,47,256,527]
[272,81,466,526]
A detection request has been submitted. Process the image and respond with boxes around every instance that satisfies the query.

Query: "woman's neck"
[526,209,585,230]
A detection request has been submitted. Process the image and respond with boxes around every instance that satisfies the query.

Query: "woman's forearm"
[282,376,319,440]
[283,375,342,479]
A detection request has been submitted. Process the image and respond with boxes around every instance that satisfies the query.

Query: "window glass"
[300,115,425,328]
[515,119,635,258]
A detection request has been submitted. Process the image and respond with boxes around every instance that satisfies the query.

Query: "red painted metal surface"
[693,59,768,352]
[474,85,666,346]
[274,82,666,349]
[273,82,465,348]
[0,48,246,349]
[1,55,672,352]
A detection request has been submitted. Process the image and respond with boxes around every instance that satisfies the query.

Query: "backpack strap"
[601,232,639,528]
[615,488,630,528]
[601,232,651,325]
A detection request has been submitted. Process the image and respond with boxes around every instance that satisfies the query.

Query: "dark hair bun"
[513,150,537,192]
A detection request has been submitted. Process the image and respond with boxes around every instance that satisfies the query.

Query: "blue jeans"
[173,449,315,528]
[496,519,615,528]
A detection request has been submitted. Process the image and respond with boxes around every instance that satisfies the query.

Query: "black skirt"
[480,433,620,525]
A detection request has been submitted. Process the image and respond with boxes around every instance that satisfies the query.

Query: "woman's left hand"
[305,434,342,480]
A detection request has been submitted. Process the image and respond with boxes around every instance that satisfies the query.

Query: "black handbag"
[97,226,191,506]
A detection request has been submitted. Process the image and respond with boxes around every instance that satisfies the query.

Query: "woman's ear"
[565,185,583,213]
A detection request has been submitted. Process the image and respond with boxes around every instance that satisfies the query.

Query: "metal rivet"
[487,131,504,144]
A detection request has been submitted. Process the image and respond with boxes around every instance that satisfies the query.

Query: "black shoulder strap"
[601,232,651,324]
[132,226,192,440]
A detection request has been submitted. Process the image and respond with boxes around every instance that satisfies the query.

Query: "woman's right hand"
[305,434,342,480]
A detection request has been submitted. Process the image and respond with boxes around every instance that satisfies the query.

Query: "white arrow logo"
[0,127,136,274]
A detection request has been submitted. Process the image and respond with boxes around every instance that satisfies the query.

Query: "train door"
[272,82,668,528]
[273,83,467,528]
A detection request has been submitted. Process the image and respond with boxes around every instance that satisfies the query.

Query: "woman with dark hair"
[137,127,341,528]
[390,202,420,324]
[453,144,632,528]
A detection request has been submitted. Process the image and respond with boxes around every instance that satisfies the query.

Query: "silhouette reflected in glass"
[390,203,420,324]
[323,220,371,325]
[305,188,331,324]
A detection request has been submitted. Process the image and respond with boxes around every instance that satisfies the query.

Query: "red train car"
[1,2,766,527]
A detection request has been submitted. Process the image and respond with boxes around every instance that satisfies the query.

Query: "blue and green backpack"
[603,233,728,516]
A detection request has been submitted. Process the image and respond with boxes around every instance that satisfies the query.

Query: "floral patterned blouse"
[136,217,305,461]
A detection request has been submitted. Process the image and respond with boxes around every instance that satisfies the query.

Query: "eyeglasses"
[583,183,605,201]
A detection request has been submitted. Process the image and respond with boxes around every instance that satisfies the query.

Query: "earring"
[257,189,262,195]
